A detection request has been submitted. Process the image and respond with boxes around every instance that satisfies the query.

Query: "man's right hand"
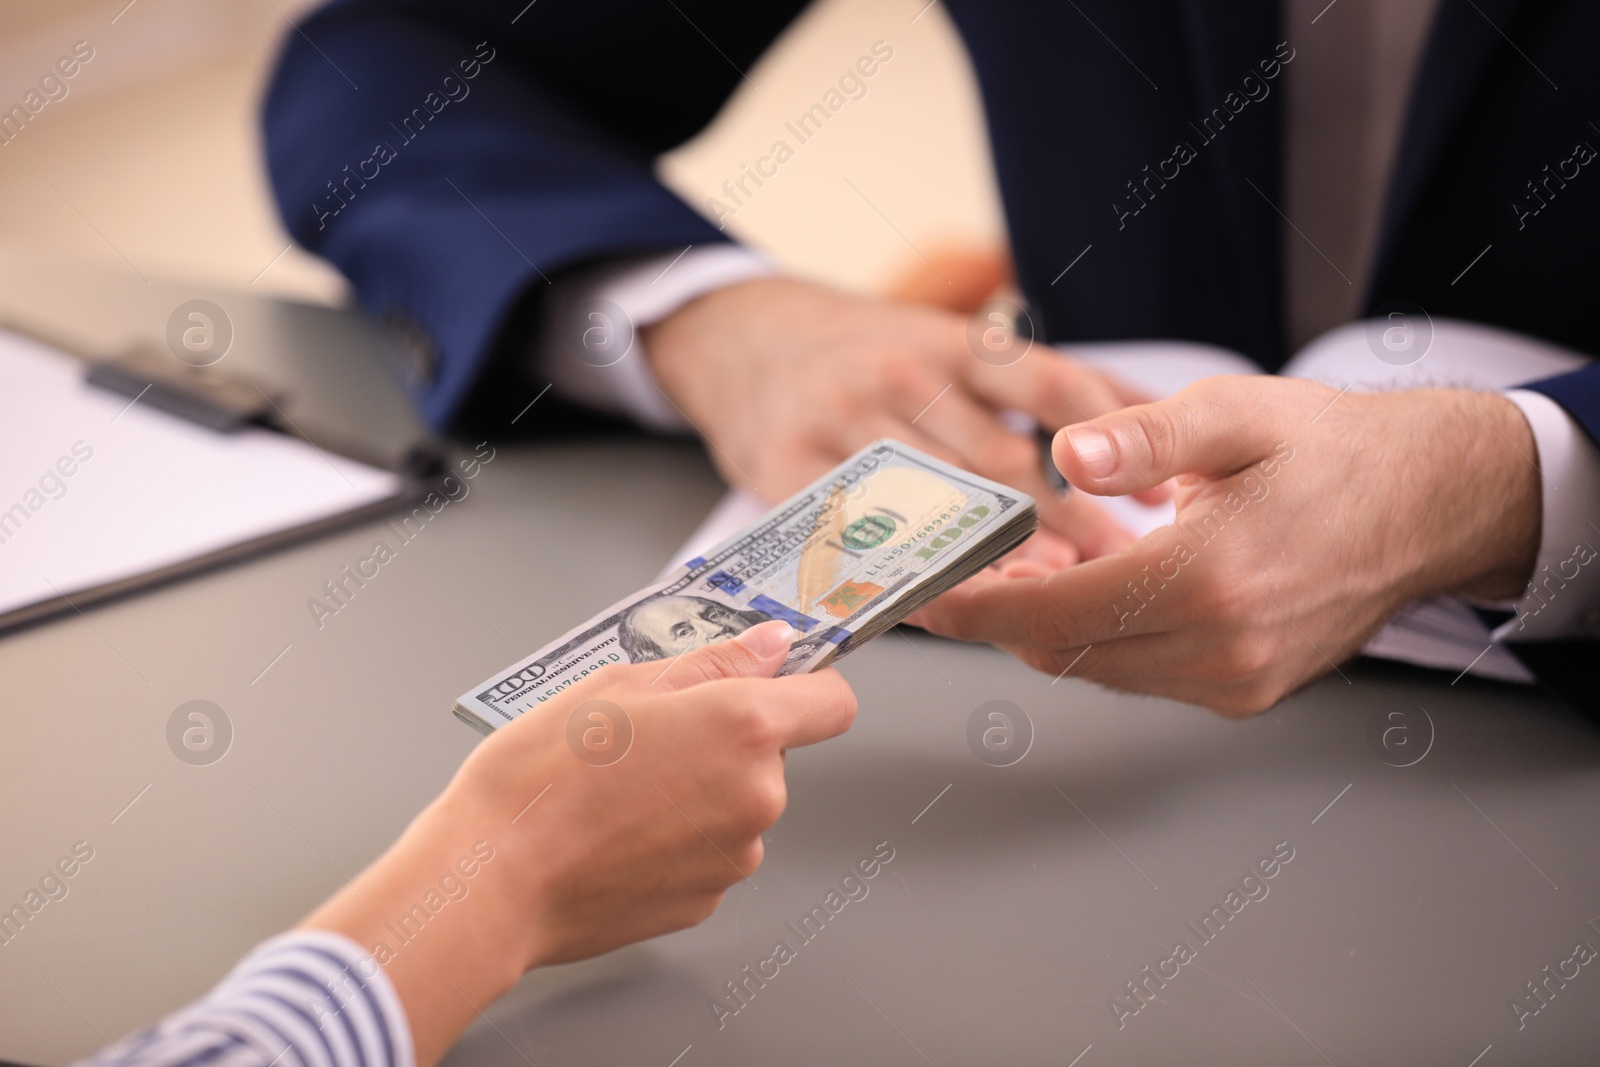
[643,276,1163,563]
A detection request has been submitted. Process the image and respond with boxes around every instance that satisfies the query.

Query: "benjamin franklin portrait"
[616,594,773,661]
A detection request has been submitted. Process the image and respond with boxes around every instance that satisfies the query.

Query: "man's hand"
[912,377,1542,715]
[643,276,1160,562]
[300,620,854,1066]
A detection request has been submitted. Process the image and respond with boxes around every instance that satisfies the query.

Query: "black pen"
[1038,427,1070,492]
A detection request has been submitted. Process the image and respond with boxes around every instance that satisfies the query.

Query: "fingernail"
[1064,425,1116,477]
[735,620,795,659]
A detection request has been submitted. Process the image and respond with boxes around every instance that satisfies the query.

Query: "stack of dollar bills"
[452,440,1038,734]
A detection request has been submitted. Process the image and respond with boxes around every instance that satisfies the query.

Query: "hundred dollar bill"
[453,440,1037,734]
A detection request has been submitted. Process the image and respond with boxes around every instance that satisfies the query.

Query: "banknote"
[453,440,1037,734]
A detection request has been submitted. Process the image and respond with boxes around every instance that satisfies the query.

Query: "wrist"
[1395,389,1541,601]
[297,797,533,1066]
[641,276,812,409]
[407,792,545,980]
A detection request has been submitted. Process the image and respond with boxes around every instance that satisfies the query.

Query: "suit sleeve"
[1522,364,1600,449]
[261,0,808,427]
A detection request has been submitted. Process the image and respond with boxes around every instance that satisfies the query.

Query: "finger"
[1037,490,1138,559]
[1010,628,1221,685]
[650,620,796,692]
[1052,376,1281,496]
[883,245,1009,313]
[1014,356,1171,503]
[1131,479,1175,506]
[999,528,1080,571]
[999,559,1055,579]
[916,528,1198,648]
[1100,367,1157,409]
[899,376,1039,477]
[962,351,1171,506]
[965,350,1128,429]
[1014,637,1286,718]
[774,668,858,748]
[904,385,1138,557]
[711,668,859,749]
[818,414,969,474]
[902,567,1008,631]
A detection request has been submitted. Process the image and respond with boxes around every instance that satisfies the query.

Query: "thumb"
[1051,377,1275,495]
[651,619,796,691]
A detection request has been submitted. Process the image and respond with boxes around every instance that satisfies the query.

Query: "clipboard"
[0,253,446,635]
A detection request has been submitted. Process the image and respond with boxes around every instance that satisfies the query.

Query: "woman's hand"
[299,621,855,1066]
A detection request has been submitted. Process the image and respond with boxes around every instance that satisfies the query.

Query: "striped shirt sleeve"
[73,931,414,1067]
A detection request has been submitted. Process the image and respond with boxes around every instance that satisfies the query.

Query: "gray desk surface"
[4,432,1600,1065]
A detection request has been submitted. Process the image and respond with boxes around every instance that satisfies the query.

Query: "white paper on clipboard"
[0,329,401,629]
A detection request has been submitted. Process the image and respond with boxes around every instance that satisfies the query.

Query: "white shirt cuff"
[1494,388,1600,640]
[528,245,775,432]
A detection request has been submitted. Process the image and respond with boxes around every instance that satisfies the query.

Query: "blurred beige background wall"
[0,0,1003,307]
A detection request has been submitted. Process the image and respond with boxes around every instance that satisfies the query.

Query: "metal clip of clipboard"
[0,314,445,480]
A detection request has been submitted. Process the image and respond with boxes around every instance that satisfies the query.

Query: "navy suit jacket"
[263,0,1599,702]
